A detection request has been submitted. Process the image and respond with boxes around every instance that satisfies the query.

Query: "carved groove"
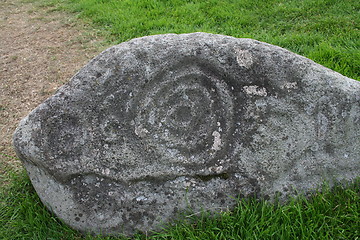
[134,61,234,165]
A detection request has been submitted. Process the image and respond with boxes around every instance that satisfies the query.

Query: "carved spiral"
[134,61,234,165]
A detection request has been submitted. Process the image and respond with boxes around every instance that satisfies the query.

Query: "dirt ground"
[0,0,108,174]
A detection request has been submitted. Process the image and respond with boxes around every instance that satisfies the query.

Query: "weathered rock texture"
[13,33,360,236]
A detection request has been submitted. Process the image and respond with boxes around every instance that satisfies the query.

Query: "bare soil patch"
[0,0,108,173]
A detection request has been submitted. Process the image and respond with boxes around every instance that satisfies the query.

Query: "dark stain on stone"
[325,144,335,154]
[195,172,230,182]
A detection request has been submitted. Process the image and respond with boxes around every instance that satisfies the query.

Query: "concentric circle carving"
[134,61,234,165]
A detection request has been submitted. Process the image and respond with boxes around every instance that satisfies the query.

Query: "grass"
[46,0,360,81]
[1,0,359,239]
[1,165,359,239]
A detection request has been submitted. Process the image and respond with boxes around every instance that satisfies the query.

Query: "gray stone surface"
[13,32,360,236]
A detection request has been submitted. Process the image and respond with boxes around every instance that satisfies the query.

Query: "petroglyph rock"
[13,33,360,236]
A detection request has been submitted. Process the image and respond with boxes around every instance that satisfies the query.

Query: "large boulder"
[13,33,360,236]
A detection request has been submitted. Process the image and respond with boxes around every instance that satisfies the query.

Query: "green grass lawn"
[1,0,359,239]
[53,0,360,81]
